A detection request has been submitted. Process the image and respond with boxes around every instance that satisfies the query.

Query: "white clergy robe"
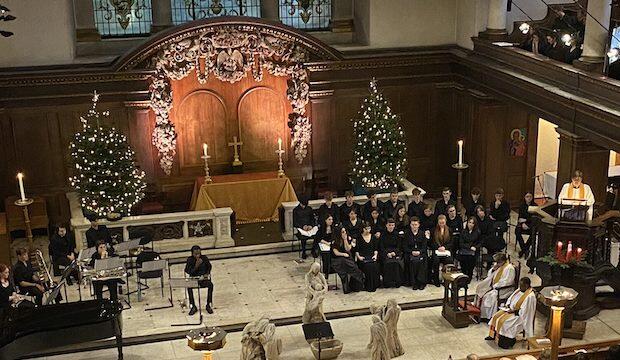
[558,183,595,220]
[475,262,516,319]
[488,288,537,339]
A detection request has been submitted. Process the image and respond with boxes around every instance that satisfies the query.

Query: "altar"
[190,171,298,223]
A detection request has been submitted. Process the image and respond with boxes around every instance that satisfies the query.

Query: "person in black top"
[293,196,318,259]
[317,191,340,225]
[362,190,383,221]
[184,245,214,315]
[394,204,409,233]
[89,241,121,302]
[13,248,45,306]
[368,209,385,239]
[516,192,534,258]
[0,263,33,312]
[49,224,79,285]
[331,227,364,294]
[464,187,485,219]
[434,187,456,217]
[446,204,463,252]
[459,216,481,279]
[86,217,114,249]
[339,191,360,221]
[420,204,436,232]
[316,215,336,276]
[475,205,501,269]
[343,208,363,240]
[407,188,425,218]
[379,219,403,288]
[355,222,380,292]
[403,217,430,290]
[430,215,454,286]
[382,189,404,221]
[489,188,510,239]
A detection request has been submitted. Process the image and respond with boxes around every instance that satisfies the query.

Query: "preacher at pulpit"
[558,170,595,220]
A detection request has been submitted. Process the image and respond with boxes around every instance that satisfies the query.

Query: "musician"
[558,170,595,220]
[50,224,79,285]
[475,253,516,322]
[13,248,45,306]
[0,263,34,312]
[89,241,120,302]
[86,216,114,250]
[184,245,214,315]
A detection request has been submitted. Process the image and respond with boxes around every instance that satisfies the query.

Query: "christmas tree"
[350,79,408,190]
[69,92,146,217]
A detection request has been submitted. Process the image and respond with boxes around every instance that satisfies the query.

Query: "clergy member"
[558,170,595,220]
[486,277,536,349]
[475,252,516,321]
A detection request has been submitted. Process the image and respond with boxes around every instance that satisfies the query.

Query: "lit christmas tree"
[350,79,408,190]
[69,92,146,217]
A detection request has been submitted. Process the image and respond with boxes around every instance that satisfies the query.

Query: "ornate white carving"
[149,26,311,174]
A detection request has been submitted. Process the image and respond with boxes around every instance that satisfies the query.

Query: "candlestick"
[566,241,573,261]
[556,241,563,260]
[576,248,582,261]
[201,153,212,184]
[276,147,285,178]
[277,137,282,151]
[17,173,26,202]
[202,143,208,158]
[457,140,463,165]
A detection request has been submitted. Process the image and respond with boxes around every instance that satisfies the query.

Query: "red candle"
[566,241,573,261]
[576,248,582,261]
[556,241,563,259]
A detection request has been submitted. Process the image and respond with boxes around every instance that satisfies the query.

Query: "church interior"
[1,0,620,359]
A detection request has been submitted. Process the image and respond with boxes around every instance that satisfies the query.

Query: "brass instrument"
[85,267,126,281]
[29,249,54,288]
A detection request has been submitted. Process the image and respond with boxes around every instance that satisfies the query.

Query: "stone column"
[261,0,280,22]
[152,0,173,33]
[331,0,353,32]
[479,0,509,41]
[555,128,610,204]
[73,0,100,42]
[574,0,612,73]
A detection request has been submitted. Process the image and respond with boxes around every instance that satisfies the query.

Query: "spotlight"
[519,23,531,34]
[561,33,572,46]
[607,47,619,59]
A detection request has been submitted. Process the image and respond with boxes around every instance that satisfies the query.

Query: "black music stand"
[170,277,202,326]
[77,246,97,301]
[142,259,174,311]
[114,239,143,299]
[302,322,334,360]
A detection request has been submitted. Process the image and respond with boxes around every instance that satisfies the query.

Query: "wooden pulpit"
[441,265,471,328]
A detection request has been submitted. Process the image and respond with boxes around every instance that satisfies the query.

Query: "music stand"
[142,259,174,311]
[113,239,142,254]
[44,278,67,306]
[170,277,203,326]
[302,322,334,360]
[77,247,96,301]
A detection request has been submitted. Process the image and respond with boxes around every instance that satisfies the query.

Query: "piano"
[0,299,123,360]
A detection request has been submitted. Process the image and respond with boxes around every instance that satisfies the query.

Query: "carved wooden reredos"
[115,18,342,175]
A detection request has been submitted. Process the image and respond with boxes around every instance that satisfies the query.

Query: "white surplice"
[557,183,595,220]
[475,263,516,319]
[489,288,537,339]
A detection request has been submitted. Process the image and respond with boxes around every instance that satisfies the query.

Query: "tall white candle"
[17,173,26,202]
[278,138,282,151]
[202,143,208,157]
[457,140,463,165]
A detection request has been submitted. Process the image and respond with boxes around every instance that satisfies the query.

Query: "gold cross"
[228,136,243,166]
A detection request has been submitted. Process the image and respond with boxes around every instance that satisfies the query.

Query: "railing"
[280,179,425,240]
[66,192,234,253]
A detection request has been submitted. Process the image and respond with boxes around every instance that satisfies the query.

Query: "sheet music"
[297,227,318,237]
[142,259,167,272]
[319,242,331,252]
[78,247,96,261]
[95,257,125,271]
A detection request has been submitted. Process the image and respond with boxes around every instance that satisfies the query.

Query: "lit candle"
[457,140,463,165]
[202,143,208,158]
[278,138,282,151]
[565,241,573,261]
[556,241,563,260]
[576,247,582,261]
[16,173,26,202]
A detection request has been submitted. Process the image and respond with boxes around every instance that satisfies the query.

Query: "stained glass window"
[93,0,153,38]
[172,0,261,25]
[279,0,331,31]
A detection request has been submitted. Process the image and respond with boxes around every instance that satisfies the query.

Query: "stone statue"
[383,299,404,357]
[240,315,282,360]
[367,316,390,360]
[303,262,328,324]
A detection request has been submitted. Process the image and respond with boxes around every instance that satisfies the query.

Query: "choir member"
[464,187,485,219]
[0,264,33,312]
[90,241,121,303]
[420,204,436,232]
[316,215,336,276]
[339,191,360,221]
[293,196,318,259]
[363,190,383,221]
[542,34,568,62]
[393,204,409,233]
[403,217,430,290]
[86,216,114,249]
[486,278,536,349]
[475,205,498,269]
[430,215,454,287]
[407,188,425,218]
[331,227,364,294]
[184,245,214,315]
[489,188,510,239]
[434,187,456,217]
[446,204,463,253]
[317,191,340,225]
[380,219,403,288]
[459,216,481,279]
[516,192,534,258]
[13,248,45,306]
[368,208,385,239]
[343,208,363,240]
[382,189,404,221]
[475,252,516,321]
[356,222,381,292]
[49,224,79,285]
[558,170,595,220]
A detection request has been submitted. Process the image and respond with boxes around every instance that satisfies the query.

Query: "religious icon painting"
[508,128,527,157]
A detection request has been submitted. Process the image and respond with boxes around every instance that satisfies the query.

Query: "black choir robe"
[339,202,361,222]
[403,228,429,288]
[446,215,463,252]
[407,200,424,219]
[489,200,511,222]
[379,229,403,288]
[464,195,485,219]
[356,234,381,292]
[317,203,340,224]
[419,213,436,232]
[363,200,383,221]
[342,218,363,240]
[434,198,456,217]
[382,199,404,220]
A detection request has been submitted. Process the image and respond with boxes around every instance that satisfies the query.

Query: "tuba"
[29,249,55,289]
